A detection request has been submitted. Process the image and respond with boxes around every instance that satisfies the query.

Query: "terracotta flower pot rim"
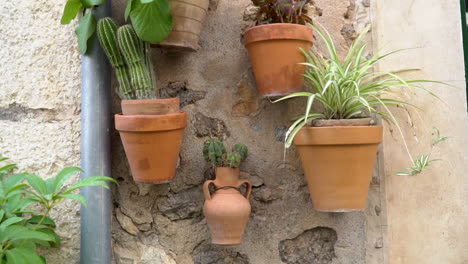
[115,112,187,132]
[293,125,383,146]
[172,0,209,11]
[121,98,179,106]
[244,23,314,44]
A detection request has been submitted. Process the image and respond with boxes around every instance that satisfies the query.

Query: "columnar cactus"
[96,18,134,99]
[203,138,248,168]
[203,138,226,167]
[117,25,153,99]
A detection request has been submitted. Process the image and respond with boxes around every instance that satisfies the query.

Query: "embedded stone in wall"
[278,227,337,264]
[116,208,139,236]
[193,113,230,139]
[252,185,284,203]
[159,81,206,108]
[231,71,259,117]
[158,187,203,221]
[192,241,250,264]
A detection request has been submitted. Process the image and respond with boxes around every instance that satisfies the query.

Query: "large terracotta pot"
[203,167,252,245]
[115,98,187,183]
[294,124,383,212]
[158,0,210,51]
[244,23,314,97]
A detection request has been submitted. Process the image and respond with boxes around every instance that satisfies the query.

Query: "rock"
[114,243,176,264]
[193,113,230,139]
[192,241,250,264]
[275,126,288,142]
[159,81,206,108]
[116,209,139,236]
[253,185,284,203]
[231,72,259,117]
[362,0,370,7]
[240,171,264,187]
[278,227,337,264]
[158,187,204,221]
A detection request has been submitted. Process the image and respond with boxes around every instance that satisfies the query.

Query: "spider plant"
[275,24,446,176]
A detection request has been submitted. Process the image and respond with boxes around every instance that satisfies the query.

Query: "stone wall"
[111,0,383,264]
[0,0,388,263]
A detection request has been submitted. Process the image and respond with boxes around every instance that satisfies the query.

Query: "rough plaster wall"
[0,0,82,263]
[111,1,384,264]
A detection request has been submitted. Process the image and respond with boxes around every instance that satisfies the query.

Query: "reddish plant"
[252,0,313,25]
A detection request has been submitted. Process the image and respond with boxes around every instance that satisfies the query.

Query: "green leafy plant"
[252,0,313,25]
[203,138,248,168]
[61,0,173,54]
[97,18,156,100]
[0,157,116,263]
[274,24,446,175]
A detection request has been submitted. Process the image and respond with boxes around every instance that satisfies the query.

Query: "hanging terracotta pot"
[203,167,252,245]
[294,122,383,212]
[115,98,187,183]
[244,23,314,97]
[157,0,210,51]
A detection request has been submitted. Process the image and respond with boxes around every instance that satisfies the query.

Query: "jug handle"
[238,180,252,200]
[203,180,215,200]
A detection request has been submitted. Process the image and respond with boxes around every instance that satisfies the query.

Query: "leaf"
[0,225,54,243]
[61,0,83,24]
[130,0,173,43]
[141,0,155,2]
[124,0,134,21]
[6,248,45,264]
[81,0,106,8]
[25,175,47,196]
[27,216,56,228]
[52,167,82,195]
[57,193,88,207]
[75,11,97,54]
[62,176,116,194]
[0,217,23,231]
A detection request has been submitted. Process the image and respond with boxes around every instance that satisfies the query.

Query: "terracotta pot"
[157,0,210,51]
[121,98,180,115]
[294,125,383,212]
[115,98,187,183]
[203,167,252,245]
[244,23,314,97]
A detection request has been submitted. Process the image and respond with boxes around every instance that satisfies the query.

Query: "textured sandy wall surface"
[373,0,468,263]
[0,0,82,263]
[110,0,385,264]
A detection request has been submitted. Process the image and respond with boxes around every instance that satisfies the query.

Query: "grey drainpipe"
[80,1,112,263]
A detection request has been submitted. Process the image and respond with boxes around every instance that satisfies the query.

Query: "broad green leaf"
[75,12,97,54]
[124,0,134,21]
[52,167,82,195]
[6,248,45,264]
[61,0,83,24]
[37,228,61,246]
[1,225,54,242]
[25,175,47,196]
[58,193,88,206]
[130,0,173,43]
[0,217,23,231]
[0,164,17,174]
[81,0,106,8]
[63,176,116,194]
[27,216,56,228]
[141,0,155,3]
[5,250,27,264]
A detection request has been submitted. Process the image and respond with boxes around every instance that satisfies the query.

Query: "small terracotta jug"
[203,167,252,245]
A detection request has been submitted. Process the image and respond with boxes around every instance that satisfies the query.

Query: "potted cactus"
[275,25,443,212]
[244,0,314,97]
[202,138,252,245]
[97,18,187,183]
[157,0,210,51]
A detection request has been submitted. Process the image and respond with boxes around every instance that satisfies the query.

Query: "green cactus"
[203,138,226,167]
[232,144,248,162]
[96,18,134,99]
[117,25,153,100]
[203,138,249,168]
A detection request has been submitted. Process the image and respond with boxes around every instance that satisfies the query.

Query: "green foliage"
[0,158,116,263]
[275,24,444,148]
[61,0,106,54]
[252,0,313,25]
[97,18,156,100]
[203,138,248,168]
[125,0,173,43]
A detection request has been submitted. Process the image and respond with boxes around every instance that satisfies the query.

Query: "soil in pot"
[115,98,187,183]
[157,0,210,51]
[244,23,314,97]
[294,119,383,212]
[203,167,252,245]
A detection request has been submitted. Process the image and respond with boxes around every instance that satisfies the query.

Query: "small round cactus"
[203,138,248,168]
